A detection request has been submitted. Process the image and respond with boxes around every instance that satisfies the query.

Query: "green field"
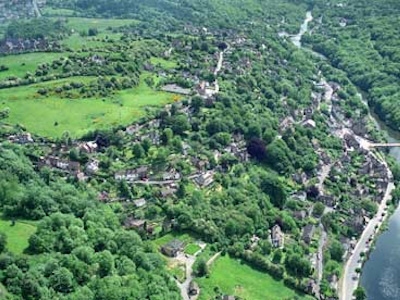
[0,218,36,254]
[197,256,310,300]
[150,57,178,69]
[0,52,66,80]
[63,17,137,32]
[59,17,136,50]
[0,74,175,137]
[184,243,201,255]
[153,232,194,248]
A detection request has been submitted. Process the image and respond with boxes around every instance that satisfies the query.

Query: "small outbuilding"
[161,239,185,257]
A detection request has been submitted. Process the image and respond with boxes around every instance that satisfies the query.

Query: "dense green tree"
[284,253,311,278]
[0,232,7,253]
[329,240,344,262]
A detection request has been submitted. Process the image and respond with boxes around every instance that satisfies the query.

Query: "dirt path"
[174,243,207,300]
[206,251,221,267]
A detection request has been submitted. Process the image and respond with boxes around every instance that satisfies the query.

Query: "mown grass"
[0,218,36,254]
[184,243,201,255]
[150,57,178,69]
[197,255,311,300]
[153,232,194,248]
[0,74,175,138]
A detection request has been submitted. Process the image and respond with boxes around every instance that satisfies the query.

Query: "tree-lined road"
[340,176,394,300]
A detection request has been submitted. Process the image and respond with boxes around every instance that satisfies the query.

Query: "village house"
[78,141,98,153]
[39,156,81,174]
[293,210,307,221]
[306,279,319,297]
[133,198,147,208]
[344,134,360,150]
[74,170,85,180]
[194,171,214,187]
[346,214,365,235]
[8,132,34,144]
[126,124,141,135]
[271,224,284,248]
[114,166,149,181]
[197,80,218,99]
[302,224,315,244]
[160,187,177,198]
[222,296,236,300]
[279,116,295,132]
[317,194,336,207]
[162,170,181,181]
[124,217,146,230]
[304,107,313,119]
[161,239,185,257]
[191,157,209,171]
[85,159,99,174]
[302,119,316,129]
[292,172,308,185]
[328,274,339,290]
[98,191,109,202]
[291,191,307,202]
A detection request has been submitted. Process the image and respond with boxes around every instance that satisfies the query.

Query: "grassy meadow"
[197,255,311,300]
[0,52,66,80]
[0,218,36,254]
[0,74,175,137]
[0,14,177,139]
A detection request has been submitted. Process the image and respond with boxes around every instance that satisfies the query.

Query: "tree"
[170,115,190,135]
[88,28,98,36]
[313,202,325,218]
[247,138,267,161]
[141,138,152,154]
[0,232,7,253]
[160,128,173,145]
[272,249,283,264]
[49,267,74,293]
[265,139,293,174]
[354,287,366,300]
[96,250,115,278]
[69,148,80,161]
[246,124,262,139]
[261,173,287,209]
[194,258,208,277]
[262,128,276,144]
[132,143,145,158]
[0,108,10,120]
[284,253,312,278]
[329,240,344,262]
[191,96,204,113]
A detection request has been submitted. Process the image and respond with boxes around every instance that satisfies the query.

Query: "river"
[290,11,400,300]
[360,114,400,300]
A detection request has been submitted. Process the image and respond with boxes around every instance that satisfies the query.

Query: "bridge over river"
[368,143,400,148]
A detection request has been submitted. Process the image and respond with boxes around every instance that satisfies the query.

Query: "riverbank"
[360,205,400,299]
[287,11,399,300]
